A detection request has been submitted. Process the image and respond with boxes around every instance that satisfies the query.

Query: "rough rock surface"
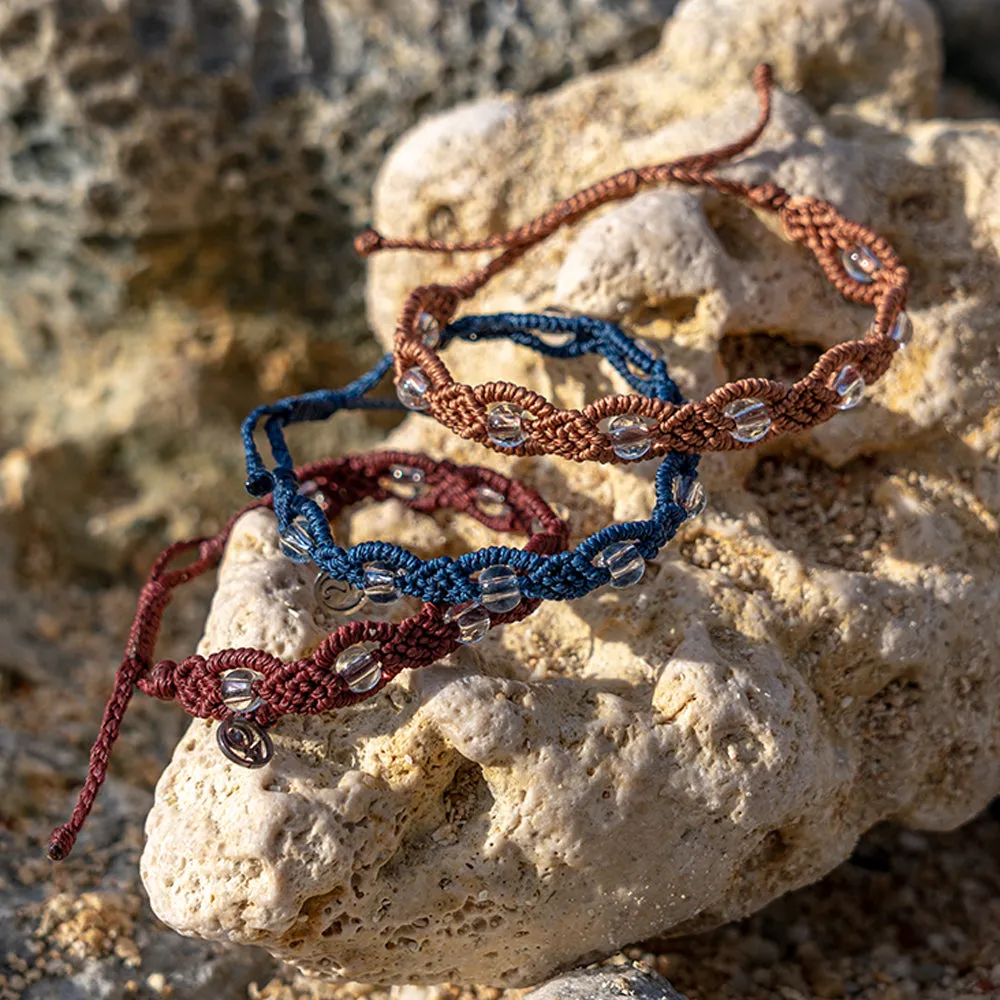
[521,964,688,1000]
[140,0,1000,986]
[0,0,675,579]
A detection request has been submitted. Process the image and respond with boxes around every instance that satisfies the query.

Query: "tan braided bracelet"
[354,64,911,464]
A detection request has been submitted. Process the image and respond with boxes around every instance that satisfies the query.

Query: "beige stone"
[141,0,1000,987]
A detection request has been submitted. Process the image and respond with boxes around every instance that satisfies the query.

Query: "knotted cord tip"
[753,62,774,94]
[48,825,75,861]
[354,228,383,258]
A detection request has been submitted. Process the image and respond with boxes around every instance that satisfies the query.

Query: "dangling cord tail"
[47,535,227,860]
[353,63,775,305]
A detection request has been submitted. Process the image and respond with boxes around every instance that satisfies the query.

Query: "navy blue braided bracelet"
[240,312,706,617]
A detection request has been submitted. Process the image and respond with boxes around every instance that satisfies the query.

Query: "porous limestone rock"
[141,0,1000,987]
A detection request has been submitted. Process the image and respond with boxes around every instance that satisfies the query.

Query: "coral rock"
[142,0,1000,987]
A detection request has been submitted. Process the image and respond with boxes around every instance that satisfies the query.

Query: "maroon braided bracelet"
[49,452,568,861]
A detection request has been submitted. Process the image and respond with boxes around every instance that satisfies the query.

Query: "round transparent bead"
[380,464,429,501]
[842,246,881,283]
[672,475,707,518]
[723,398,772,444]
[486,403,529,449]
[477,564,522,613]
[335,643,383,694]
[220,668,264,714]
[314,573,366,615]
[397,367,431,411]
[595,540,645,588]
[832,364,865,410]
[416,312,441,348]
[363,561,403,605]
[474,485,510,518]
[889,311,913,348]
[444,601,492,644]
[279,515,314,563]
[607,414,651,460]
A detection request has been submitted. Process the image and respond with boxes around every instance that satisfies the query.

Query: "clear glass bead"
[335,643,383,694]
[607,414,651,460]
[889,311,913,348]
[477,564,522,613]
[832,364,865,410]
[842,246,880,283]
[474,485,510,518]
[416,312,441,348]
[279,515,314,563]
[397,367,431,411]
[594,540,645,588]
[314,573,366,615]
[723,398,772,444]
[444,601,492,644]
[379,464,429,501]
[486,402,529,449]
[363,561,403,605]
[220,668,264,714]
[672,475,707,518]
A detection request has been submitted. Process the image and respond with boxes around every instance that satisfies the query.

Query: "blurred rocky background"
[0,0,998,997]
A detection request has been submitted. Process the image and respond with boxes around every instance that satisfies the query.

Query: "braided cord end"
[48,824,76,861]
[354,228,383,257]
[753,62,774,94]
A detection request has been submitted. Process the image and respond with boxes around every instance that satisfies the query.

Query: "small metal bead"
[723,398,772,444]
[842,246,881,283]
[379,464,429,501]
[397,367,431,411]
[279,515,314,564]
[444,601,492,644]
[245,472,273,497]
[220,668,264,714]
[607,414,651,460]
[486,402,529,449]
[832,364,865,410]
[474,485,510,518]
[314,573,366,615]
[477,564,522,613]
[363,561,403,605]
[335,643,383,694]
[416,312,441,348]
[595,540,645,588]
[889,311,913,348]
[672,475,707,518]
